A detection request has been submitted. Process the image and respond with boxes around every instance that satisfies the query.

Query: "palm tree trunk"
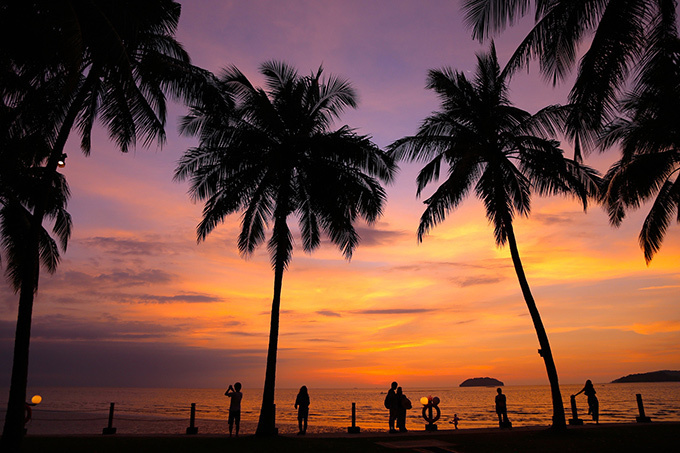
[506,223,567,429]
[255,249,285,436]
[1,81,89,450]
[0,242,39,452]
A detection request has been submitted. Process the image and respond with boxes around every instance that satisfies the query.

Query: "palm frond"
[462,0,532,41]
[639,177,680,263]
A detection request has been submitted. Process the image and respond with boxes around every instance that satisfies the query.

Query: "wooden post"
[635,394,652,423]
[347,402,361,433]
[186,403,199,434]
[102,402,117,435]
[568,395,583,425]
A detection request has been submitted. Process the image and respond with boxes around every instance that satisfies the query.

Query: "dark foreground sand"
[20,421,680,453]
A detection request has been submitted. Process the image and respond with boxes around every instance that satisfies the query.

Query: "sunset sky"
[1,0,678,391]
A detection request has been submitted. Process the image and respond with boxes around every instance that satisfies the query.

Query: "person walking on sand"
[384,381,398,433]
[295,385,310,435]
[495,388,510,427]
[396,386,412,432]
[573,379,599,424]
[225,382,243,437]
[453,413,460,429]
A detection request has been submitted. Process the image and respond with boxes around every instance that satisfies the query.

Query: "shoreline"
[19,421,680,453]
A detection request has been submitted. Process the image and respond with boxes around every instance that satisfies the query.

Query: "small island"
[460,377,504,387]
[611,370,680,383]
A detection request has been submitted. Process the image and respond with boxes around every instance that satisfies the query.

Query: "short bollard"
[568,395,583,425]
[102,402,117,435]
[347,402,361,433]
[635,394,652,423]
[186,402,199,434]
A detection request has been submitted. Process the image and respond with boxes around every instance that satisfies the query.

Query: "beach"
[19,422,680,453]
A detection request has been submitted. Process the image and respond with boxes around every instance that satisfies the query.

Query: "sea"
[2,382,679,435]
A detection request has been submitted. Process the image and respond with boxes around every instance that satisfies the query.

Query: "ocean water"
[2,382,679,435]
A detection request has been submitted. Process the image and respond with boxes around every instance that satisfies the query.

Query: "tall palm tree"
[1,1,210,448]
[600,24,680,263]
[389,44,600,429]
[175,61,395,436]
[0,96,72,448]
[462,0,679,161]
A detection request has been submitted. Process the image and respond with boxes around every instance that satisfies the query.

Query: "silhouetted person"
[384,381,399,433]
[225,382,243,437]
[495,388,510,427]
[453,413,459,429]
[573,379,599,424]
[295,385,310,435]
[396,386,412,432]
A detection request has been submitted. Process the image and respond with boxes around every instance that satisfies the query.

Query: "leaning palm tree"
[175,61,395,436]
[389,44,600,429]
[1,1,210,448]
[462,0,679,161]
[600,28,680,263]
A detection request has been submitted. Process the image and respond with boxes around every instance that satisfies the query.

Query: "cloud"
[80,236,174,256]
[454,275,504,287]
[132,293,224,304]
[631,321,680,335]
[352,308,436,315]
[391,259,511,273]
[0,337,266,387]
[354,225,409,247]
[532,213,577,225]
[316,310,342,317]
[0,316,173,342]
[43,269,176,291]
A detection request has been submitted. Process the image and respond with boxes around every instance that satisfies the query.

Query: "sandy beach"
[18,422,680,453]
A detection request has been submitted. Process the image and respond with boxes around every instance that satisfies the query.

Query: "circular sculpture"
[421,396,441,424]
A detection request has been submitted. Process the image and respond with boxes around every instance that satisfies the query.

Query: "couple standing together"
[384,381,412,432]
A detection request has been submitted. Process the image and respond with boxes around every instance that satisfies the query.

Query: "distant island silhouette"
[611,370,680,383]
[460,377,504,387]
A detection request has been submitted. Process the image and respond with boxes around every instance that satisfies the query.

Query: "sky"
[1,0,679,391]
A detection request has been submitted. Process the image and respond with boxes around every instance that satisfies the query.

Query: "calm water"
[2,382,679,434]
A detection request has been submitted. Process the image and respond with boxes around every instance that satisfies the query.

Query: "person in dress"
[224,382,243,437]
[295,385,310,435]
[573,379,599,424]
[396,386,412,432]
[384,381,398,433]
[495,388,510,427]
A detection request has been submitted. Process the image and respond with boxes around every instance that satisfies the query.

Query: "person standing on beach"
[495,388,510,427]
[384,381,398,432]
[573,380,599,424]
[225,382,243,437]
[396,386,411,432]
[295,385,310,435]
[453,413,460,429]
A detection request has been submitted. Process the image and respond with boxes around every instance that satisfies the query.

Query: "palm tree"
[1,1,210,448]
[388,44,600,429]
[462,0,679,161]
[0,97,72,449]
[600,26,680,263]
[175,61,395,436]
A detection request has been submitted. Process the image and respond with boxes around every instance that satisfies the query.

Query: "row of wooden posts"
[567,393,652,426]
[99,395,654,435]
